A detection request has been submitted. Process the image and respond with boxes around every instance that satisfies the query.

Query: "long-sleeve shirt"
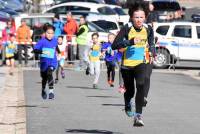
[64,18,78,41]
[34,37,59,72]
[112,22,155,68]
[16,25,31,44]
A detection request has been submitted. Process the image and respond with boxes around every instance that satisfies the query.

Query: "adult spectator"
[16,19,31,67]
[53,14,64,38]
[1,20,16,65]
[76,16,89,70]
[146,3,158,26]
[64,12,78,66]
[2,20,16,42]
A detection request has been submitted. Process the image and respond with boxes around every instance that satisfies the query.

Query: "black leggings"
[41,67,54,90]
[121,63,146,114]
[144,63,153,98]
[106,61,115,81]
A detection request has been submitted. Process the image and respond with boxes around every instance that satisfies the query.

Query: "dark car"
[191,14,200,22]
[152,0,184,22]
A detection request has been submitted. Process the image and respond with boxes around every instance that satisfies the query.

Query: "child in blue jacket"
[102,33,117,87]
[34,24,60,100]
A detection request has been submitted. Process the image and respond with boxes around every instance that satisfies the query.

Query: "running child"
[89,33,101,89]
[101,33,117,87]
[34,24,60,100]
[4,34,17,75]
[55,36,66,83]
[112,2,154,126]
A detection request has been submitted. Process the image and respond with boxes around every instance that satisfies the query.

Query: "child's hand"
[134,37,141,44]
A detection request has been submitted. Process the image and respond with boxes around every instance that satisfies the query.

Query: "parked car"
[191,13,200,22]
[153,22,200,68]
[42,2,119,21]
[107,4,129,26]
[151,0,184,22]
[54,0,105,5]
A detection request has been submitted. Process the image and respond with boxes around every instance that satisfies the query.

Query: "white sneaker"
[134,114,144,127]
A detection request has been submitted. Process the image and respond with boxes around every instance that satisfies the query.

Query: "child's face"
[10,36,15,42]
[108,34,115,44]
[45,29,54,40]
[131,10,146,28]
[92,35,98,44]
[58,37,63,44]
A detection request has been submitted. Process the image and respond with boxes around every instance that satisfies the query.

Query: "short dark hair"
[54,13,60,19]
[58,35,63,39]
[128,1,149,17]
[91,32,99,38]
[43,23,55,32]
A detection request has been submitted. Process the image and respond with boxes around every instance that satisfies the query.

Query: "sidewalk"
[0,67,26,134]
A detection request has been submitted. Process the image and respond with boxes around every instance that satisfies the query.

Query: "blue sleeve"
[34,39,43,50]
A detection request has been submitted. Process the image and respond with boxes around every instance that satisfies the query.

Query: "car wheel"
[21,46,34,60]
[153,49,170,69]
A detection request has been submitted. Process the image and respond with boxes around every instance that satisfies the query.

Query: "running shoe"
[61,70,65,79]
[134,114,144,127]
[85,66,90,75]
[49,92,55,99]
[118,85,126,93]
[125,103,134,117]
[41,89,47,100]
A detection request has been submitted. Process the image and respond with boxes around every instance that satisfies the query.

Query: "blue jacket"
[101,42,117,62]
[34,37,58,72]
[53,20,64,37]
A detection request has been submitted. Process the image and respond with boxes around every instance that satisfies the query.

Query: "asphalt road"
[24,70,200,134]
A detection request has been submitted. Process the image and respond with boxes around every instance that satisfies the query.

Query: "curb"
[0,68,26,134]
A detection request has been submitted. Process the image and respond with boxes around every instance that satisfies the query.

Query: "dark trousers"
[41,68,54,90]
[67,43,76,64]
[144,63,153,98]
[121,63,146,114]
[18,45,28,65]
[106,61,115,81]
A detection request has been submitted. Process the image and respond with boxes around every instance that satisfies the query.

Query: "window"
[47,6,66,14]
[92,20,117,31]
[156,25,170,35]
[69,6,90,11]
[113,7,126,15]
[97,6,116,15]
[172,25,191,38]
[196,26,200,39]
[88,22,105,32]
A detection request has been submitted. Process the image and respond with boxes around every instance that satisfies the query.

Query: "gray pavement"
[23,69,200,134]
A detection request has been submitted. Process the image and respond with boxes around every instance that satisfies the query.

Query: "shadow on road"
[65,129,122,134]
[102,104,124,107]
[67,86,110,90]
[7,105,49,109]
[87,96,119,98]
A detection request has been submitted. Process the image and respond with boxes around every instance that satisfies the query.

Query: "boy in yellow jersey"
[112,2,155,127]
[89,33,101,89]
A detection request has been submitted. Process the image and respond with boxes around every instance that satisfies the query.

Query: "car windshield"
[87,21,105,32]
[113,7,126,15]
[152,1,181,11]
[92,20,117,31]
[97,6,116,15]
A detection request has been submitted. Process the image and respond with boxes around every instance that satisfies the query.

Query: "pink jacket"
[2,27,16,42]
